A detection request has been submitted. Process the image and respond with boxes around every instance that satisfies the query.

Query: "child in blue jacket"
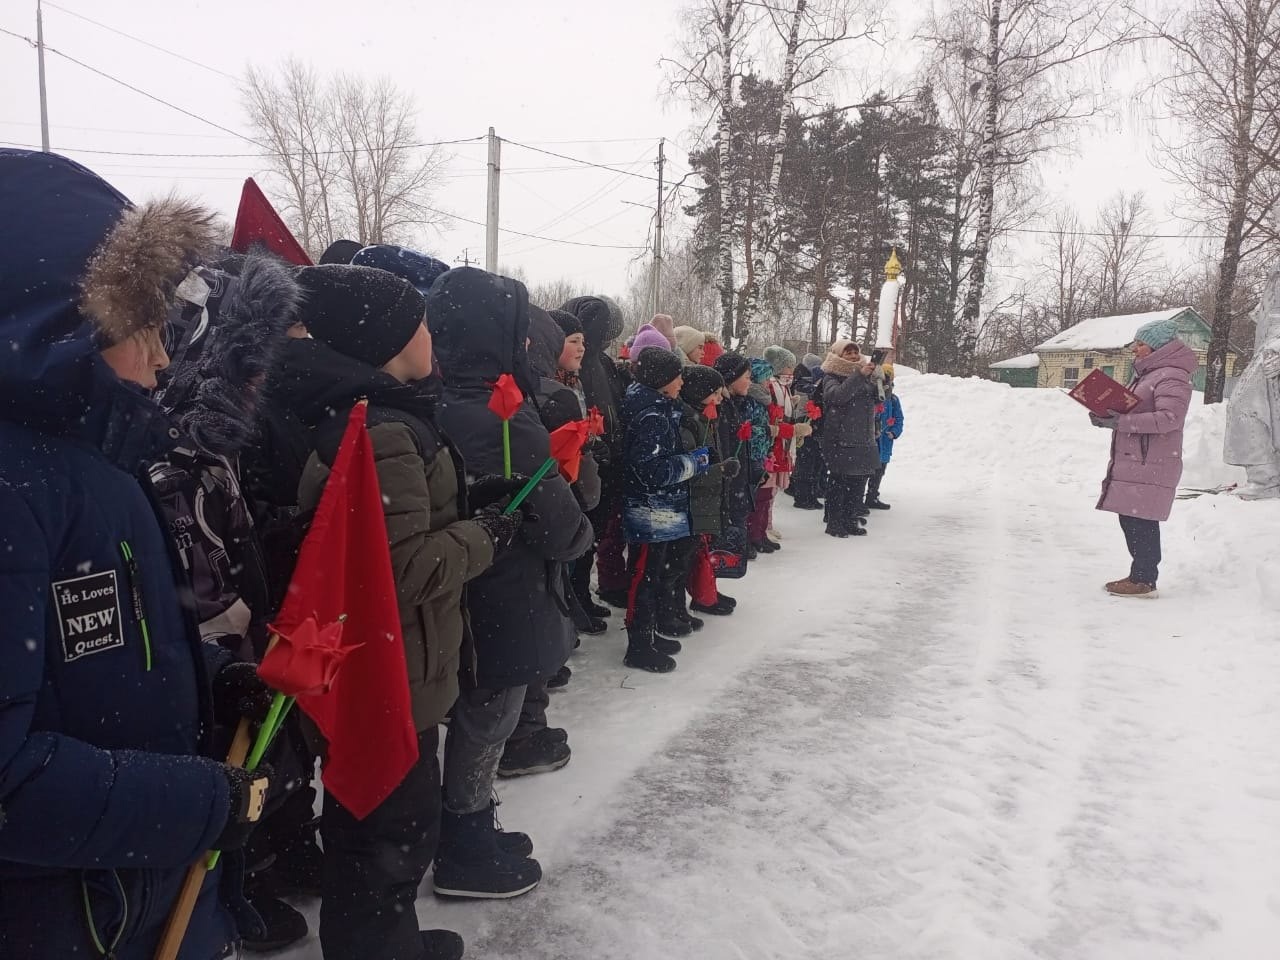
[867,366,904,510]
[621,348,711,673]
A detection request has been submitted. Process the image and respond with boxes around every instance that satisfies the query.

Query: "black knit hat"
[713,351,751,386]
[680,365,724,406]
[319,239,362,265]
[548,308,584,339]
[633,346,684,391]
[296,264,425,369]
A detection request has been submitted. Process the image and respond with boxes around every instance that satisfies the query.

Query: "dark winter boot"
[433,807,542,900]
[657,615,694,637]
[624,627,677,673]
[691,594,735,616]
[794,498,824,510]
[682,613,705,631]
[547,664,572,689]
[866,498,891,510]
[825,524,850,539]
[580,595,612,618]
[597,588,629,610]
[241,894,308,953]
[653,633,683,655]
[499,728,572,778]
[421,929,466,960]
[577,616,608,636]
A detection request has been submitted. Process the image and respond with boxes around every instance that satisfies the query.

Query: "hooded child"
[818,340,880,538]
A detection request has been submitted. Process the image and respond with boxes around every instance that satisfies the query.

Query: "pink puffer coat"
[1096,339,1196,522]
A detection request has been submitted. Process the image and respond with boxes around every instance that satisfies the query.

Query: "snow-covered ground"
[284,372,1280,960]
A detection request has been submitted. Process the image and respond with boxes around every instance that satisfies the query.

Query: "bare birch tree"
[1141,0,1280,402]
[1091,190,1159,315]
[924,0,1135,344]
[1042,207,1092,331]
[242,61,447,259]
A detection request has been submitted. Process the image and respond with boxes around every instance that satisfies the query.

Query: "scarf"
[820,351,860,377]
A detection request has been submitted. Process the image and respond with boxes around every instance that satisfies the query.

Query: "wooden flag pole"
[153,717,252,960]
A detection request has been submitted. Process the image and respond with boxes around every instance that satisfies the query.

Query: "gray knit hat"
[764,345,798,375]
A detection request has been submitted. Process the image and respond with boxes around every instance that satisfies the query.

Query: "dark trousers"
[661,536,700,621]
[511,679,549,744]
[747,486,776,543]
[625,540,674,631]
[593,499,628,593]
[791,439,827,504]
[320,726,440,960]
[824,475,868,531]
[867,462,888,501]
[1119,515,1161,585]
[442,685,526,815]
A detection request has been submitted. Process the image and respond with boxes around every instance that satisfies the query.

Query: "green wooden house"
[989,353,1040,388]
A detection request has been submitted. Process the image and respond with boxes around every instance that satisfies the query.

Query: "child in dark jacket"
[678,366,740,618]
[714,353,769,559]
[621,348,711,673]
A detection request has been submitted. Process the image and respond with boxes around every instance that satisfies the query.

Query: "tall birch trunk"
[962,0,1002,342]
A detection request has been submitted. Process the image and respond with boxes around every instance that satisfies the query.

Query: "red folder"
[1068,369,1140,416]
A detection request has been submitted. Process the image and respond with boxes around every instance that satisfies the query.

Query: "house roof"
[1034,307,1201,353]
[990,353,1041,369]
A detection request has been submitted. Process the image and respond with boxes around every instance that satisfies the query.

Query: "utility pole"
[36,0,50,152]
[651,137,665,316]
[485,127,501,273]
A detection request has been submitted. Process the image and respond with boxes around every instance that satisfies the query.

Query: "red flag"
[230,179,313,266]
[736,421,753,441]
[548,419,591,483]
[487,373,524,420]
[267,403,418,820]
[805,401,823,421]
[586,406,606,437]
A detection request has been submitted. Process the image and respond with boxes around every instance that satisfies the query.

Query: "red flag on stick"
[231,178,313,266]
[548,419,591,483]
[266,403,418,820]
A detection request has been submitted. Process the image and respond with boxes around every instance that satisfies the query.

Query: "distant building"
[989,353,1040,388]
[990,307,1243,392]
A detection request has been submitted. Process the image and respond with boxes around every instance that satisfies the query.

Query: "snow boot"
[794,498,824,510]
[624,627,677,673]
[746,544,759,560]
[240,894,308,953]
[498,728,572,778]
[547,664,572,689]
[421,930,465,960]
[753,539,780,555]
[653,633,683,655]
[682,612,705,631]
[1105,579,1158,599]
[433,807,542,899]
[577,615,608,636]
[579,595,612,618]
[691,594,735,616]
[597,588,629,610]
[825,524,849,539]
[866,498,891,510]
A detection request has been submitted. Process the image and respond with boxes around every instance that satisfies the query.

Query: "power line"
[503,137,664,183]
[0,136,486,159]
[430,205,647,251]
[0,119,245,139]
[42,1,239,80]
[1007,226,1229,240]
[0,27,260,145]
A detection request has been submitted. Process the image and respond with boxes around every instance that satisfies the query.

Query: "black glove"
[467,474,530,513]
[215,762,273,852]
[472,503,522,552]
[720,457,742,479]
[212,660,274,726]
[1090,413,1119,430]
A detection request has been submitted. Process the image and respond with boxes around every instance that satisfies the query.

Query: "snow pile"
[1034,307,1189,352]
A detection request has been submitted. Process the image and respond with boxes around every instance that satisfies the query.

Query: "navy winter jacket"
[621,382,698,543]
[0,150,235,959]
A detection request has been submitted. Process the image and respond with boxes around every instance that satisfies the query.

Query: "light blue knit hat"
[1134,316,1179,349]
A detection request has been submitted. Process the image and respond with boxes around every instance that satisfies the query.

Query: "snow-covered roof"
[989,353,1041,369]
[1034,308,1198,353]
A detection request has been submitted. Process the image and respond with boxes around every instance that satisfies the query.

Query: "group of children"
[0,149,904,960]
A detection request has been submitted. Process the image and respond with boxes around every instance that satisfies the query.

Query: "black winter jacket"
[432,270,593,687]
[818,370,881,476]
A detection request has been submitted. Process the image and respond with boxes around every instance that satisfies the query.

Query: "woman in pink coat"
[1091,316,1196,598]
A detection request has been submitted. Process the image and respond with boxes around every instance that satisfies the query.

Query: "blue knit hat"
[351,244,450,297]
[1133,316,1179,349]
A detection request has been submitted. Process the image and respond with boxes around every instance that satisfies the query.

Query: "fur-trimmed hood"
[156,253,302,458]
[82,196,220,346]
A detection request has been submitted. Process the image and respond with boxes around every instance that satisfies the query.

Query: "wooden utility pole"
[485,127,501,273]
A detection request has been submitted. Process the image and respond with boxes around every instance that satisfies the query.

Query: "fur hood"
[82,195,220,346]
[156,253,302,457]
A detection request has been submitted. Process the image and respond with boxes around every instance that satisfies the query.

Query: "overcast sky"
[1,0,1199,303]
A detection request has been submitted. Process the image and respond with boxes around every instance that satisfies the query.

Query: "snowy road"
[286,376,1280,960]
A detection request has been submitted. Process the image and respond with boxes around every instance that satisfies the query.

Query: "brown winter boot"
[1105,579,1159,599]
